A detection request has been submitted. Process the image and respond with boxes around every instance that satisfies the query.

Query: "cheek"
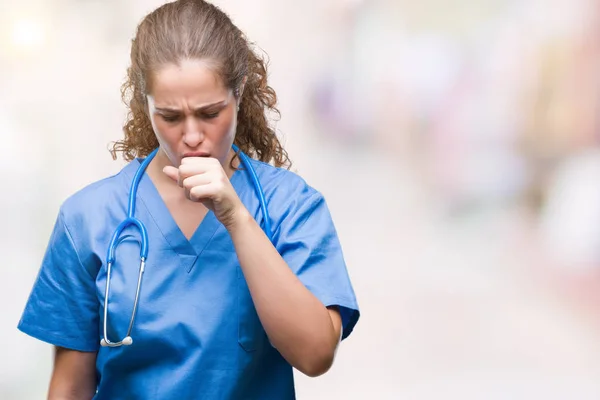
[216,117,237,151]
[151,118,176,142]
[150,118,179,158]
[222,118,236,139]
[218,110,237,139]
[149,114,162,136]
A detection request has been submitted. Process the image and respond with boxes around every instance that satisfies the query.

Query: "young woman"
[18,1,359,398]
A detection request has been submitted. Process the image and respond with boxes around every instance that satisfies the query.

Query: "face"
[146,58,239,168]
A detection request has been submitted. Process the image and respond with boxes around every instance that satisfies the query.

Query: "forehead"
[149,59,228,101]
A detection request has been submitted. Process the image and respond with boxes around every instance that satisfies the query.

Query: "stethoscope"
[101,144,272,347]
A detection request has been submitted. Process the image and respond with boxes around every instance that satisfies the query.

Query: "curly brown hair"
[110,0,291,169]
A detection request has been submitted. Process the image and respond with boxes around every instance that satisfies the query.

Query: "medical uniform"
[18,155,360,399]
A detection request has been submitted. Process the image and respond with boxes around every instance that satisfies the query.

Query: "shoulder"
[245,158,322,203]
[242,158,329,228]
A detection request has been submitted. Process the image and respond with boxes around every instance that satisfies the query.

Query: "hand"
[163,157,245,228]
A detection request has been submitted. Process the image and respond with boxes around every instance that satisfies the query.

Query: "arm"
[163,158,349,376]
[227,209,343,377]
[48,347,97,400]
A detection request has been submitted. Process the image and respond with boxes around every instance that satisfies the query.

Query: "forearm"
[48,347,97,400]
[48,375,96,400]
[227,208,340,376]
[48,394,94,400]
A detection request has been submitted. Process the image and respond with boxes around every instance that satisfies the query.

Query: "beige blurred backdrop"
[2,0,600,398]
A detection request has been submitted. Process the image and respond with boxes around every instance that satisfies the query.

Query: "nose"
[182,117,204,148]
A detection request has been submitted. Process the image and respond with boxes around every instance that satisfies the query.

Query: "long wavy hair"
[110,0,291,169]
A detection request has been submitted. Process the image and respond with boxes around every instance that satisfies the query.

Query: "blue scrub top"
[18,156,360,399]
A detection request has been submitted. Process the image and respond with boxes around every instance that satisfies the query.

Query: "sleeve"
[274,190,360,340]
[17,208,100,352]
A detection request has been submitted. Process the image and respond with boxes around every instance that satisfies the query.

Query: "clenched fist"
[163,157,245,228]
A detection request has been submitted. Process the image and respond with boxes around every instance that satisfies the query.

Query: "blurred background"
[2,0,600,398]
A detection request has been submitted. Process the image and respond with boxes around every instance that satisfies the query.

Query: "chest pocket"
[237,265,268,352]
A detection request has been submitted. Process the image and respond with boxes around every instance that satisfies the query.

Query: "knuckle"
[182,176,193,189]
[189,187,202,201]
[178,164,192,176]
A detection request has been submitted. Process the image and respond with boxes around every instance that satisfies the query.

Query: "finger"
[180,157,222,175]
[181,156,218,165]
[181,157,200,165]
[178,161,211,180]
[185,187,213,210]
[188,184,218,202]
[181,174,211,191]
[162,166,180,183]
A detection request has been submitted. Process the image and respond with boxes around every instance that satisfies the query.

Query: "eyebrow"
[154,101,226,113]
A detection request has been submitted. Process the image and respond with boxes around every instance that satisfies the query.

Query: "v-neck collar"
[121,158,243,272]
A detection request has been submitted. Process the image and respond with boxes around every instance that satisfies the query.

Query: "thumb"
[163,166,180,184]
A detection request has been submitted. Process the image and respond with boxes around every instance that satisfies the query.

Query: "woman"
[17,0,359,399]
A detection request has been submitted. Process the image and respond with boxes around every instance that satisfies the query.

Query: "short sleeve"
[17,209,99,352]
[274,191,359,340]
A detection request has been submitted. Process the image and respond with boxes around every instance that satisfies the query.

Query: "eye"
[203,111,220,119]
[161,114,180,123]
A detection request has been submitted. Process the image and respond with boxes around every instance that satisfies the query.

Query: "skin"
[49,59,342,398]
[48,347,97,399]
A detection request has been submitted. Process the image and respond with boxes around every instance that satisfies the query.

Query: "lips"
[183,152,210,158]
